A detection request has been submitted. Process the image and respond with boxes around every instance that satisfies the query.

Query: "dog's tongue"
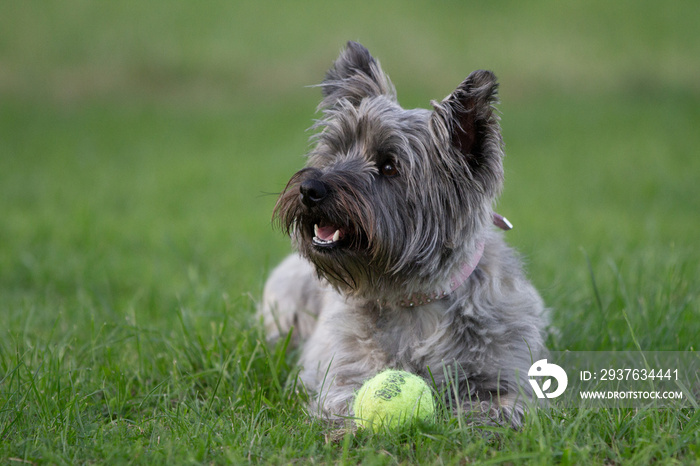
[317,225,336,241]
[314,224,344,243]
[317,225,340,241]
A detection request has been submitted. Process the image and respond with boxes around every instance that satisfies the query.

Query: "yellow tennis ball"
[353,370,435,432]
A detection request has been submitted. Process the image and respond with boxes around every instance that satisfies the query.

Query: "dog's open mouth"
[312,221,346,248]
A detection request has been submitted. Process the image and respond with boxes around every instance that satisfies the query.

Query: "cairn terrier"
[260,41,546,427]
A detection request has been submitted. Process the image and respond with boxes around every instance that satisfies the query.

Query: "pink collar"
[383,213,512,308]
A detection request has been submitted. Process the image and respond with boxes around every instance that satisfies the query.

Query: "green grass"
[1,1,699,464]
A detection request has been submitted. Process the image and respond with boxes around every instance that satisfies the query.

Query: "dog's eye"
[380,161,398,177]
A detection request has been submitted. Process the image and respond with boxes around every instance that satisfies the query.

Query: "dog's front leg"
[259,253,327,348]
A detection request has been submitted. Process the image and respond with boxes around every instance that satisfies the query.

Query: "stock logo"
[528,359,568,399]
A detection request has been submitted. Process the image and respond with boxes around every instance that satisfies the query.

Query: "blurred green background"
[1,0,698,338]
[1,1,699,463]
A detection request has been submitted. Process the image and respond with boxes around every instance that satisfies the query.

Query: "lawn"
[1,1,699,464]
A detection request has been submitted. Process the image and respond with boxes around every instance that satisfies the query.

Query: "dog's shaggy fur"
[260,42,546,427]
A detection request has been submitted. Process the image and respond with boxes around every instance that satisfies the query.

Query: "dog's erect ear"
[319,41,396,108]
[430,70,504,195]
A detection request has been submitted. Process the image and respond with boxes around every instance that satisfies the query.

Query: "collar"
[381,213,512,308]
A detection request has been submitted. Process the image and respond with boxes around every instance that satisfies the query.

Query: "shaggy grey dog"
[260,41,546,427]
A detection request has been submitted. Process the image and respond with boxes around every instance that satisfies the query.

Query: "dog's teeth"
[332,230,340,242]
[314,224,319,237]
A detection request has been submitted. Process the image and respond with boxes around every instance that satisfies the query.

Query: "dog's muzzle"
[297,178,348,249]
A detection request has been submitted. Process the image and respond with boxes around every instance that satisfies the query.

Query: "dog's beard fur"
[274,42,504,302]
[262,41,546,428]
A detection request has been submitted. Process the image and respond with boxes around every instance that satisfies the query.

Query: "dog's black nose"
[300,179,328,207]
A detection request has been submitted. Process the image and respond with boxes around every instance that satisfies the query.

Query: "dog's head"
[274,41,504,299]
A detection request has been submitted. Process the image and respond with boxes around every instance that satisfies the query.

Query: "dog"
[259,41,546,427]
